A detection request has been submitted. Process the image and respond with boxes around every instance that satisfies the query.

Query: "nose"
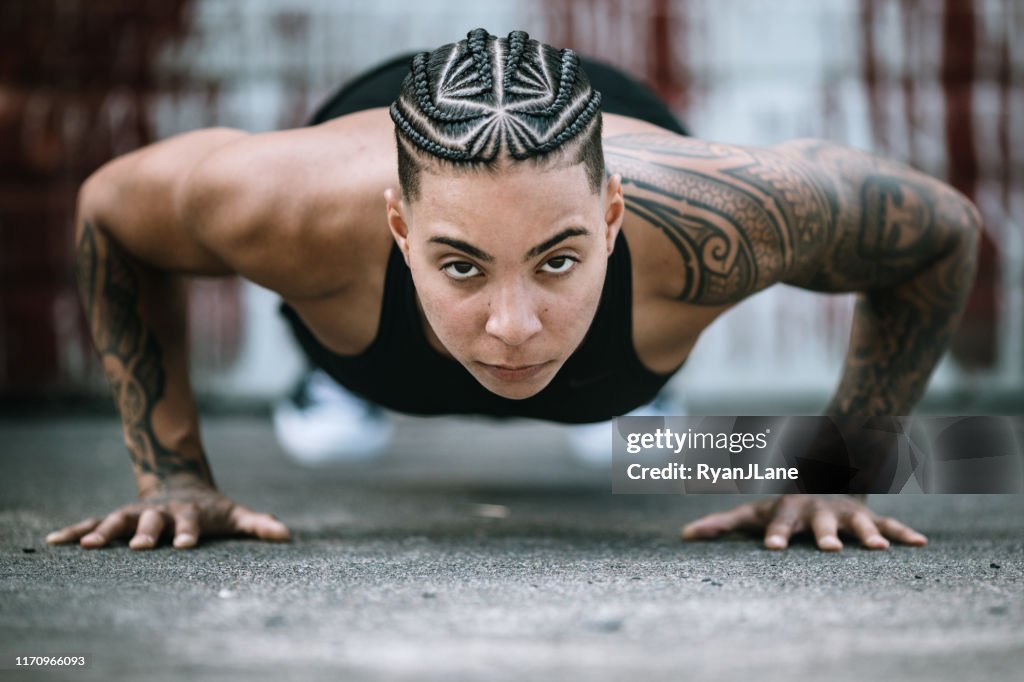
[485,281,543,347]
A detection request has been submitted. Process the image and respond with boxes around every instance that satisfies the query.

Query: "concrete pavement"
[1,414,1022,681]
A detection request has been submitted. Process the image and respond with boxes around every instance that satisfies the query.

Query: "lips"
[477,361,552,382]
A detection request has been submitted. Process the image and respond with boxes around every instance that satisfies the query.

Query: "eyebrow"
[428,227,590,263]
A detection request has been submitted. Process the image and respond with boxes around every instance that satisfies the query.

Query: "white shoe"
[272,369,393,465]
[568,394,685,467]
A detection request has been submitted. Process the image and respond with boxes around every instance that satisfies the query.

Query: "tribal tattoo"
[605,133,980,415]
[75,221,213,484]
[605,133,835,303]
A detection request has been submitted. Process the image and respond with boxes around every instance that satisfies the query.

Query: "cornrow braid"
[391,28,606,199]
[534,49,579,117]
[390,104,471,161]
[532,90,602,156]
[411,52,484,123]
[466,27,493,90]
[502,30,529,90]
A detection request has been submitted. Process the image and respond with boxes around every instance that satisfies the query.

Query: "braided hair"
[391,29,605,200]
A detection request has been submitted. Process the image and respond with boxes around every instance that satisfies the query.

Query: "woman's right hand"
[45,485,290,550]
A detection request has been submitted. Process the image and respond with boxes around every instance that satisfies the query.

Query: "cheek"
[409,266,481,338]
[542,269,606,337]
[572,259,607,312]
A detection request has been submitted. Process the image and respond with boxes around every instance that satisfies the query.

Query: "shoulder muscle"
[181,124,388,299]
[607,132,979,305]
[606,132,834,305]
[81,127,248,274]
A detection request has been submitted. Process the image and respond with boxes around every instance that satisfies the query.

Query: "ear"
[603,174,625,254]
[384,188,412,266]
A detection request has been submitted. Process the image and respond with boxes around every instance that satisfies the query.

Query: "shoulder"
[604,126,838,306]
[181,109,398,299]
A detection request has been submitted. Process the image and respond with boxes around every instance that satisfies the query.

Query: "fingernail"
[82,533,100,544]
[45,532,60,543]
[870,535,890,548]
[765,535,786,549]
[174,534,196,548]
[130,535,153,548]
[820,535,842,550]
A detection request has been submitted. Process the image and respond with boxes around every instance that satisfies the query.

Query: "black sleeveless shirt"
[280,232,673,424]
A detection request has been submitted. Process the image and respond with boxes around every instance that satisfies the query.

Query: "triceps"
[75,220,214,488]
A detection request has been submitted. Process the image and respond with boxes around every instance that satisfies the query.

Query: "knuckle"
[807,500,830,516]
[850,510,870,523]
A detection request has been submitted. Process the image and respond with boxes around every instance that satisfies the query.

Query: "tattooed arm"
[74,217,214,495]
[47,129,291,550]
[606,133,980,415]
[782,139,980,415]
[607,132,978,550]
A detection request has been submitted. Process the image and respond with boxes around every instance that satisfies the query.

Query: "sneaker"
[567,393,686,467]
[272,369,393,465]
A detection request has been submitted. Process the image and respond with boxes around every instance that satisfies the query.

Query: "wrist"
[137,473,216,500]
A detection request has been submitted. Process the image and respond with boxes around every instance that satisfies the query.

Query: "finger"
[810,505,843,551]
[45,517,101,545]
[81,510,134,549]
[681,504,759,540]
[172,505,200,549]
[847,511,890,549]
[232,507,291,542]
[129,508,166,550]
[764,497,802,550]
[876,516,928,546]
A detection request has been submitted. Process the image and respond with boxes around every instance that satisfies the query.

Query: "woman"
[49,29,977,553]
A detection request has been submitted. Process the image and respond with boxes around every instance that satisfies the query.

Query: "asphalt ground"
[1,414,1022,681]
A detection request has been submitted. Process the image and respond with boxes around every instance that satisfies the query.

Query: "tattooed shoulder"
[606,133,978,307]
[605,133,837,306]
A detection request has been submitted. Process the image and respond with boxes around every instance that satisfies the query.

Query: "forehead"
[410,161,601,237]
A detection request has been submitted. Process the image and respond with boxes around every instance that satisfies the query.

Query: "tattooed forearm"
[790,141,980,414]
[75,220,214,487]
[606,133,980,415]
[824,192,979,415]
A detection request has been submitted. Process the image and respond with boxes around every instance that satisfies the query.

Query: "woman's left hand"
[681,494,928,551]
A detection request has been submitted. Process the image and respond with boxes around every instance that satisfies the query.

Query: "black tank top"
[280,232,673,424]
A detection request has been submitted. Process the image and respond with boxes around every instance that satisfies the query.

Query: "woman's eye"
[540,256,578,275]
[442,261,481,280]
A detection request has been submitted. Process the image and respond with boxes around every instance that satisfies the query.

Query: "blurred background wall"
[0,0,1020,412]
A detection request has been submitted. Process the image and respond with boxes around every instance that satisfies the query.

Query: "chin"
[470,364,560,401]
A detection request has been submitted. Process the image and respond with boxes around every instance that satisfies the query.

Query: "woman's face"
[386,161,624,400]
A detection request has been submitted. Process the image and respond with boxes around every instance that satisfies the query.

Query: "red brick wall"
[0,0,240,395]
